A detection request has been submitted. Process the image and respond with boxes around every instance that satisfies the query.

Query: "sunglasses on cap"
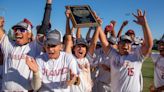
[13,28,28,33]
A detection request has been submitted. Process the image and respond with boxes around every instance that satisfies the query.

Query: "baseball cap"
[133,37,142,45]
[107,36,117,45]
[119,35,132,43]
[12,18,33,32]
[125,29,135,35]
[157,34,164,44]
[74,38,88,47]
[44,29,62,45]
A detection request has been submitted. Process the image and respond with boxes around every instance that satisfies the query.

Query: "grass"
[142,57,154,92]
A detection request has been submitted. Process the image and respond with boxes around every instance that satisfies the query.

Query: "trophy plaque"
[66,5,100,28]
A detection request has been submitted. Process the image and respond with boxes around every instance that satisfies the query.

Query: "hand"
[66,74,76,86]
[104,24,113,32]
[47,0,52,4]
[0,16,5,28]
[84,64,88,69]
[101,64,110,72]
[92,11,103,25]
[65,8,71,19]
[26,55,39,73]
[132,9,147,26]
[122,20,128,27]
[78,64,84,69]
[110,20,116,27]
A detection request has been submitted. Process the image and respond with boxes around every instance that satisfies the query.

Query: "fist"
[110,20,116,27]
[122,20,128,26]
[104,23,113,32]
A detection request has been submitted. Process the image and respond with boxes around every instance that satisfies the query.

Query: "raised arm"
[110,20,116,37]
[104,20,116,38]
[88,12,103,56]
[117,20,128,38]
[99,26,111,54]
[0,16,5,40]
[76,28,82,39]
[65,9,74,53]
[132,9,153,56]
[88,26,100,56]
[86,27,93,42]
[37,0,52,35]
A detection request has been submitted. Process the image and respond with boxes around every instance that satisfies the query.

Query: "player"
[65,9,105,92]
[99,9,153,92]
[0,17,36,92]
[26,30,79,92]
[0,0,52,91]
[150,34,164,92]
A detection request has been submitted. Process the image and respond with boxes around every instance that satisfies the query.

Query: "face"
[118,41,132,55]
[74,44,87,59]
[45,44,62,59]
[158,42,164,57]
[128,34,135,41]
[13,28,31,45]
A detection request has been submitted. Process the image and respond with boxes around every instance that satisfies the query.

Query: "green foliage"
[153,39,158,50]
[7,29,14,40]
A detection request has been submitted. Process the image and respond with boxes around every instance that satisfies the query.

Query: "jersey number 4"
[128,68,134,76]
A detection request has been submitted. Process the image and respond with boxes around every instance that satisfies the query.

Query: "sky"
[0,0,164,40]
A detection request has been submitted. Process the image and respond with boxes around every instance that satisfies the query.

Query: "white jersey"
[97,48,111,84]
[87,49,111,92]
[87,48,111,84]
[0,34,42,91]
[107,47,144,92]
[151,53,164,88]
[71,57,92,92]
[36,52,79,92]
[86,48,103,81]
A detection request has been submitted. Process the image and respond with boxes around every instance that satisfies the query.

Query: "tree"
[7,29,14,40]
[152,39,158,50]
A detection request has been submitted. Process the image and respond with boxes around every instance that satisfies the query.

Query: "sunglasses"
[13,28,28,33]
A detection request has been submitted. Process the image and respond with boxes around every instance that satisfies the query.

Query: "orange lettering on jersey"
[9,53,27,60]
[42,67,69,76]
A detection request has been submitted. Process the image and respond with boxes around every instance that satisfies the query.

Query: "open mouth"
[48,50,55,54]
[15,36,23,39]
[78,51,83,55]
[48,52,54,54]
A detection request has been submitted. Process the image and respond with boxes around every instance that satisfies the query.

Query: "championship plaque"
[66,5,100,28]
